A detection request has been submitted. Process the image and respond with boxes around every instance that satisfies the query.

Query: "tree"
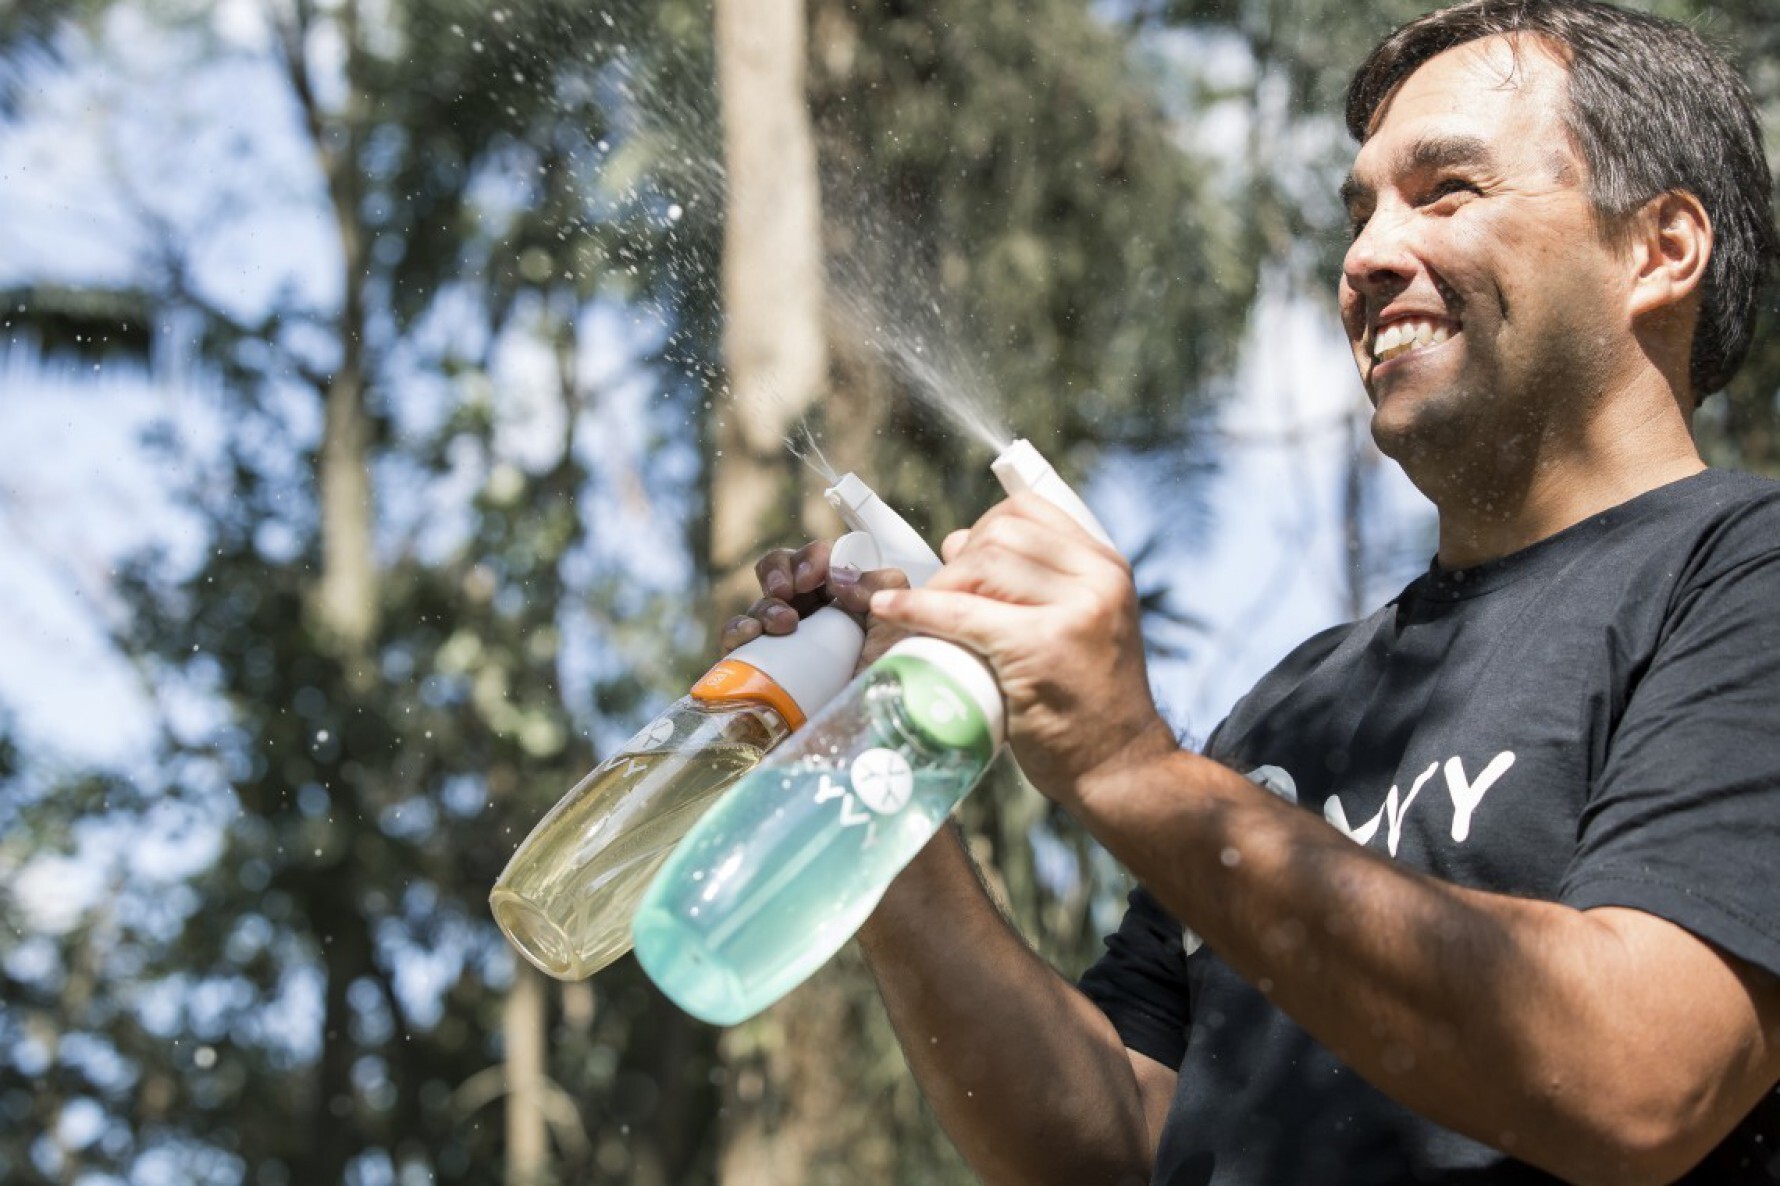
[3,0,726,1180]
[703,1,1264,1180]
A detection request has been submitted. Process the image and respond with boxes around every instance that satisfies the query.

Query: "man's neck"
[1426,382,1705,570]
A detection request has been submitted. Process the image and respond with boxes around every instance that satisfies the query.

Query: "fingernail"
[828,565,859,589]
[765,571,791,598]
[869,590,895,613]
[794,560,815,589]
[767,605,798,630]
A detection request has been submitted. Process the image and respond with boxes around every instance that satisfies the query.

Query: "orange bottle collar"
[689,658,807,730]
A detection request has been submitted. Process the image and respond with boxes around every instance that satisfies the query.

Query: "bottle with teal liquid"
[631,439,1114,1024]
[490,474,939,981]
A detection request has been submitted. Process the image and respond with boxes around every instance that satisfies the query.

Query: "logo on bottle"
[849,747,914,814]
[628,717,676,752]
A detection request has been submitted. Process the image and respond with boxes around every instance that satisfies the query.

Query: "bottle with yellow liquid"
[631,440,1116,1024]
[490,476,940,981]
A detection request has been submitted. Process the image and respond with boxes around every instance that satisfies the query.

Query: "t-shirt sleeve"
[1078,885,1193,1069]
[1560,529,1780,980]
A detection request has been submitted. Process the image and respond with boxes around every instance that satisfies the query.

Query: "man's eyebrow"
[1339,134,1498,209]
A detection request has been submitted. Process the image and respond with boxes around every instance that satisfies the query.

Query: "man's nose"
[1342,205,1417,302]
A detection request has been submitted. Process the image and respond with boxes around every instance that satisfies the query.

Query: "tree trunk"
[281,2,381,1179]
[298,0,378,664]
[710,0,828,610]
[504,963,550,1186]
[710,0,895,1180]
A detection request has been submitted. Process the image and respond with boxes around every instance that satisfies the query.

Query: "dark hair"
[1346,0,1778,399]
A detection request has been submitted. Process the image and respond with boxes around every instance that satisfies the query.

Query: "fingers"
[790,539,833,595]
[867,586,1016,660]
[927,497,1127,610]
[719,612,762,652]
[729,537,918,656]
[827,564,910,616]
[753,547,797,601]
[753,539,833,601]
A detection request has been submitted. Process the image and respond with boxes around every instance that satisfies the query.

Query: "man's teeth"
[1372,319,1453,363]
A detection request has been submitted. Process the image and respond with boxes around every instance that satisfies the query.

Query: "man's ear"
[1626,190,1712,322]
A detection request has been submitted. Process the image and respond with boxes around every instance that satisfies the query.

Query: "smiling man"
[727,1,1780,1182]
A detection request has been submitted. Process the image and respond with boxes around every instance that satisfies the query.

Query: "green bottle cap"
[876,640,1000,761]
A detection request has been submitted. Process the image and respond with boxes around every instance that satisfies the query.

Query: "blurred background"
[1,0,1775,1182]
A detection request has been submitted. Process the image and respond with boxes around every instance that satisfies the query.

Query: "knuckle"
[861,568,911,593]
[974,516,1022,551]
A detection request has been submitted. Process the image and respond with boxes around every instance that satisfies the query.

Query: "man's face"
[1339,36,1634,468]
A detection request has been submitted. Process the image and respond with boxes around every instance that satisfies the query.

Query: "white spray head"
[824,473,943,587]
[720,529,882,722]
[990,439,1115,549]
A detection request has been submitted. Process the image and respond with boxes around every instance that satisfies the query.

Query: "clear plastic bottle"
[632,439,1111,1023]
[490,618,831,980]
[491,478,939,981]
[631,637,1001,1024]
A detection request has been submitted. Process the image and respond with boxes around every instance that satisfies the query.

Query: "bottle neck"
[868,645,999,762]
[690,658,805,730]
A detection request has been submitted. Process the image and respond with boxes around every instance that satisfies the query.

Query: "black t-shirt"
[1081,469,1780,1184]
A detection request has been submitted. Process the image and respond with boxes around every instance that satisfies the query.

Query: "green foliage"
[806,0,1263,541]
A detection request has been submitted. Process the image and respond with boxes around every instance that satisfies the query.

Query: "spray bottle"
[630,440,1112,1024]
[490,475,941,980]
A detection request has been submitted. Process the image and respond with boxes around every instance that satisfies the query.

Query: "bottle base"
[491,889,587,981]
[631,905,751,1026]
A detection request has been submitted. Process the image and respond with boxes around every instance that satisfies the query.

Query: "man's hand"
[719,538,914,670]
[867,493,1177,803]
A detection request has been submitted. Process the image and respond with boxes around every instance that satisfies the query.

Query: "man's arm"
[857,824,1171,1186]
[1072,745,1780,1186]
[870,493,1780,1186]
[724,538,1176,1184]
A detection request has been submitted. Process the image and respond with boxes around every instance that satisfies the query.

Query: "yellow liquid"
[492,742,766,980]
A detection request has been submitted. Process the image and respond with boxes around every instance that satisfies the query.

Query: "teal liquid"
[632,677,990,1025]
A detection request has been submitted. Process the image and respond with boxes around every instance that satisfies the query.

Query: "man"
[725,0,1780,1181]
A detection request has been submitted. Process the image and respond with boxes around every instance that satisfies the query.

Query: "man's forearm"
[858,825,1153,1186]
[1068,749,1777,1186]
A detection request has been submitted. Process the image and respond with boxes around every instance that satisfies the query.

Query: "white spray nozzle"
[824,473,943,587]
[990,439,1115,550]
[826,531,882,573]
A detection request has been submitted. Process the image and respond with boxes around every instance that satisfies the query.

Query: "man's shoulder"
[1273,616,1379,675]
[1653,466,1780,514]
[1639,467,1780,578]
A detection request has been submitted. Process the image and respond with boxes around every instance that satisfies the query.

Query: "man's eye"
[1347,212,1371,240]
[1424,178,1480,204]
